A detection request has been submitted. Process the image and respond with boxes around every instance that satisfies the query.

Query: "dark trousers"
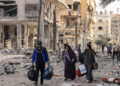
[113,51,118,60]
[85,65,93,82]
[35,64,45,84]
[118,51,120,60]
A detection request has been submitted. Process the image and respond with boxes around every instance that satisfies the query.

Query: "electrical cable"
[0,7,17,15]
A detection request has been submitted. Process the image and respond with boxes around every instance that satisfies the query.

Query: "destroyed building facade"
[0,0,67,50]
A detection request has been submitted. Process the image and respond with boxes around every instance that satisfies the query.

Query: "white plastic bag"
[79,64,87,74]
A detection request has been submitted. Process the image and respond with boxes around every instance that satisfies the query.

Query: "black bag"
[27,66,36,81]
[92,62,98,70]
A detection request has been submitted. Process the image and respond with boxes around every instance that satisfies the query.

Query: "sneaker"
[86,80,91,83]
[87,80,93,83]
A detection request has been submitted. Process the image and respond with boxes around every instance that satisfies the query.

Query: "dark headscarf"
[87,43,92,50]
[64,44,77,63]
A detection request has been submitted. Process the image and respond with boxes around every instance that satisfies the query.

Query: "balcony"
[25,11,38,18]
[65,28,75,32]
[66,24,75,28]
[65,35,75,38]
[0,13,17,22]
[65,28,75,36]
[61,10,80,17]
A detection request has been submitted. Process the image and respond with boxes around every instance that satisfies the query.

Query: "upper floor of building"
[0,0,67,22]
[95,11,110,23]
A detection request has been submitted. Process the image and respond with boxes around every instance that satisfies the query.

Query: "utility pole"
[75,23,78,48]
[53,7,57,51]
[37,0,42,40]
[83,18,87,50]
[37,0,44,44]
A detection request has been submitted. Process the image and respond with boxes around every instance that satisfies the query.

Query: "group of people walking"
[63,42,96,83]
[32,41,96,86]
[107,43,120,61]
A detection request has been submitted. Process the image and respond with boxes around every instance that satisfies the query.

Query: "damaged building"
[0,0,67,50]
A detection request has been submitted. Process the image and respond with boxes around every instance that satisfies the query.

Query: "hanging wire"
[0,7,17,15]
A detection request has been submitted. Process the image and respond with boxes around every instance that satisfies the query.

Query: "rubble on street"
[0,52,120,86]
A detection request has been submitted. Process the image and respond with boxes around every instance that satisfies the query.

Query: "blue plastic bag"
[43,66,53,80]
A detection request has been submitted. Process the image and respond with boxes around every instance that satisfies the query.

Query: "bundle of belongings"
[43,66,53,80]
[76,64,87,77]
[103,77,120,85]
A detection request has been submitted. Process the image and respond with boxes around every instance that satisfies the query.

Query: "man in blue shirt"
[32,41,50,85]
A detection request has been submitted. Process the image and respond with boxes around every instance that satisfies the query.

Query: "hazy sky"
[96,0,120,14]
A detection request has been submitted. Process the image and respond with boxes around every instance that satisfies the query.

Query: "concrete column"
[17,22,22,49]
[48,24,51,49]
[17,0,25,21]
[24,24,28,48]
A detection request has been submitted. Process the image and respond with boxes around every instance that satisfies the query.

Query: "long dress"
[83,49,95,81]
[63,50,77,79]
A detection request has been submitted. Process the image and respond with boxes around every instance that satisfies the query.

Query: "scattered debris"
[53,73,61,76]
[4,65,15,74]
[8,61,20,65]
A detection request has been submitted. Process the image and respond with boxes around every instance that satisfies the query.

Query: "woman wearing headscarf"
[83,44,95,83]
[63,44,77,81]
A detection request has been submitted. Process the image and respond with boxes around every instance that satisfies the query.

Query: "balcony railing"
[61,10,80,17]
[66,25,75,28]
[25,11,38,18]
[0,13,17,19]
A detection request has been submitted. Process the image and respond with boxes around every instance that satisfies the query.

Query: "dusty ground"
[0,52,120,86]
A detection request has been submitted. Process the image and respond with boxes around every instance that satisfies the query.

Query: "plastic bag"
[43,66,53,80]
[79,64,87,74]
[76,69,85,77]
[27,66,36,81]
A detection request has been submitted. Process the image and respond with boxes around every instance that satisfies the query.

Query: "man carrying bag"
[32,41,50,85]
